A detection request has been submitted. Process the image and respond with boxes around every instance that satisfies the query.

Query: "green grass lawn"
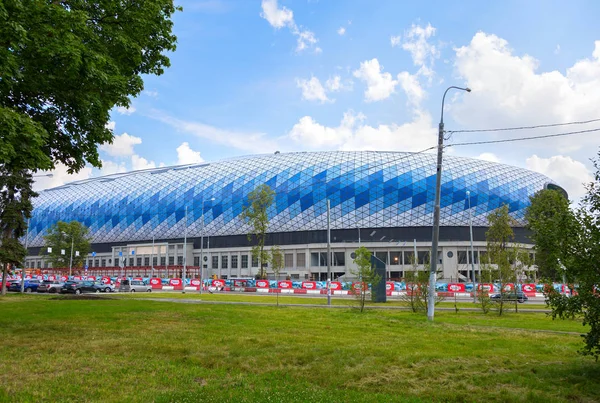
[0,294,597,402]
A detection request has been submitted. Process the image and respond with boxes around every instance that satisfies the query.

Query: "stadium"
[24,151,562,284]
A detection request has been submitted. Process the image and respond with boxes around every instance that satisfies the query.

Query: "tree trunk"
[1,263,8,296]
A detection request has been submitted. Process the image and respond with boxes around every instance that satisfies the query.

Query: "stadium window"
[168,256,174,265]
[221,256,228,269]
[153,257,158,266]
[101,259,106,267]
[88,259,93,267]
[470,251,479,264]
[95,259,100,267]
[417,251,430,265]
[212,256,218,269]
[231,255,238,269]
[291,274,300,280]
[241,255,248,268]
[334,252,345,266]
[375,252,388,264]
[144,257,150,266]
[284,254,293,268]
[457,251,468,264]
[480,251,490,264]
[310,253,319,267]
[177,256,183,265]
[136,257,142,266]
[194,256,200,266]
[403,251,414,266]
[319,252,327,267]
[114,258,119,268]
[390,252,401,266]
[296,253,306,268]
[160,257,166,266]
[251,256,258,267]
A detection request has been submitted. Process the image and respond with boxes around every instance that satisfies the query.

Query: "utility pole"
[429,85,471,322]
[21,218,30,293]
[68,236,74,279]
[466,191,477,303]
[327,199,331,306]
[182,206,188,294]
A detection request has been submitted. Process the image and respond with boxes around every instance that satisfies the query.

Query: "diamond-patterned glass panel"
[28,151,557,247]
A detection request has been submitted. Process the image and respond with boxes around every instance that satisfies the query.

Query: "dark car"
[37,280,64,293]
[490,291,528,303]
[8,279,41,293]
[60,280,103,295]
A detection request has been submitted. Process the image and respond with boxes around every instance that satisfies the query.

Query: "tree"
[350,246,380,313]
[525,189,576,281]
[270,245,284,307]
[402,255,443,313]
[547,151,600,360]
[0,171,37,295]
[43,221,92,270]
[0,1,180,292]
[485,205,516,316]
[241,184,275,279]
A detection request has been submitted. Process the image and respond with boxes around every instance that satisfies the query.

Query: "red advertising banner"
[256,279,270,288]
[352,282,367,293]
[48,275,56,281]
[134,277,143,281]
[25,274,32,280]
[278,281,293,289]
[189,279,201,289]
[233,279,248,287]
[149,278,163,289]
[448,283,466,293]
[101,276,111,284]
[521,283,536,295]
[169,278,183,290]
[503,283,515,292]
[329,281,342,291]
[302,281,316,290]
[60,275,68,282]
[386,282,395,292]
[212,279,226,288]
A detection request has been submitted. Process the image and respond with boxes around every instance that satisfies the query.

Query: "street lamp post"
[182,206,188,294]
[428,85,471,322]
[466,191,476,303]
[326,199,331,306]
[199,197,215,294]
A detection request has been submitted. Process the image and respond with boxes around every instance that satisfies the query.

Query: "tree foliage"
[270,245,284,307]
[43,221,92,269]
[350,246,381,313]
[0,0,180,292]
[525,189,576,281]
[546,151,600,360]
[241,184,275,279]
[485,205,516,316]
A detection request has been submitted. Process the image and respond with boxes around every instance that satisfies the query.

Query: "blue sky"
[37,0,600,201]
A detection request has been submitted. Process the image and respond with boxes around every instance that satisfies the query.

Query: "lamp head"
[465,88,472,92]
[466,191,470,196]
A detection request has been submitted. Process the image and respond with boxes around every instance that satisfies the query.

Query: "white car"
[94,281,115,293]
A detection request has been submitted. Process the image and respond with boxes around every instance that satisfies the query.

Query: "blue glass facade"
[28,151,556,247]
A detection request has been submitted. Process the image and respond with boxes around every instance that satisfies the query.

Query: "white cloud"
[353,58,398,102]
[260,0,319,53]
[33,163,93,191]
[337,27,346,36]
[397,71,425,107]
[297,76,330,103]
[152,113,278,154]
[105,121,116,131]
[390,35,401,47]
[452,34,600,153]
[131,154,157,171]
[260,0,293,28]
[116,105,136,115]
[476,152,500,163]
[526,155,593,200]
[288,110,437,152]
[99,160,127,176]
[99,133,142,157]
[143,90,159,98]
[401,23,438,68]
[325,75,352,92]
[176,142,204,164]
[554,44,561,55]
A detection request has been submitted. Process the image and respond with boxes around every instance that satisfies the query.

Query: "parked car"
[118,279,151,293]
[37,280,64,293]
[60,280,104,294]
[8,279,41,293]
[94,281,115,293]
[490,291,528,303]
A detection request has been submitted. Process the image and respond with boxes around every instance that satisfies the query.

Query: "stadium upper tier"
[28,151,558,247]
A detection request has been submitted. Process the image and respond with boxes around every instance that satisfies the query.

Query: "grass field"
[0,294,598,402]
